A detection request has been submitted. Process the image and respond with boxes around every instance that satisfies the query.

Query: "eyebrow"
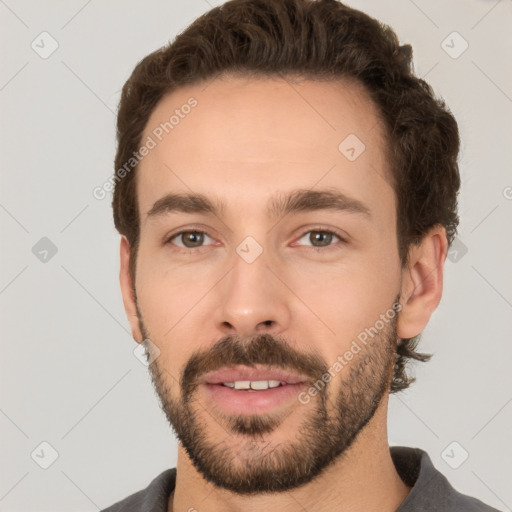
[146,188,372,222]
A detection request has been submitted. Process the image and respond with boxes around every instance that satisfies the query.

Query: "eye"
[295,229,345,251]
[165,228,346,253]
[167,230,214,250]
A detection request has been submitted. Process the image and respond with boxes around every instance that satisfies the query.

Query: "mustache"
[181,333,328,394]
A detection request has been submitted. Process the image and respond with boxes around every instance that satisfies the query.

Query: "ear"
[119,236,143,343]
[397,225,448,339]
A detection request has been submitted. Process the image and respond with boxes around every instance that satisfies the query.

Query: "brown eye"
[309,231,334,247]
[296,229,342,249]
[169,231,212,249]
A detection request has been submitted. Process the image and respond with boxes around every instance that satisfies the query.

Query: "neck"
[169,397,410,512]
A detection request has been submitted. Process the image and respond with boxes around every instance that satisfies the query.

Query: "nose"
[213,246,291,338]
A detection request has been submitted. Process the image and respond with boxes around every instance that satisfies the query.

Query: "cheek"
[135,247,221,358]
[289,244,399,354]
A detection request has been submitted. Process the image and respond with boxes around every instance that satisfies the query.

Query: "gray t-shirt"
[101,446,501,511]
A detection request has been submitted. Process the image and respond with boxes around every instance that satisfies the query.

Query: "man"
[102,0,499,510]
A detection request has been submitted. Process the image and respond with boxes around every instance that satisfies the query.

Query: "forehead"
[136,75,394,225]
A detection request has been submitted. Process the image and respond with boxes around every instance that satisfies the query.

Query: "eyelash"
[164,227,347,254]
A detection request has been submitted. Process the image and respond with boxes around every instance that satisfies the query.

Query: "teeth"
[223,380,283,390]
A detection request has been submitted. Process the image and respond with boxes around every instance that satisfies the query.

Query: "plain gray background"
[1,0,511,510]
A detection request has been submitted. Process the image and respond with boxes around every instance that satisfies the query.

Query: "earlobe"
[397,225,448,339]
[119,236,143,343]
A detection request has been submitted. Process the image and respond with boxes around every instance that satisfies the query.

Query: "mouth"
[202,365,309,386]
[200,365,310,415]
[218,380,286,390]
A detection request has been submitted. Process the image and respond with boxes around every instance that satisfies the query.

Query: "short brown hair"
[112,0,460,392]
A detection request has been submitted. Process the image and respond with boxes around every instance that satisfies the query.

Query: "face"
[125,75,405,493]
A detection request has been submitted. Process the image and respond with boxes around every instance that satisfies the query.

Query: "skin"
[119,75,448,512]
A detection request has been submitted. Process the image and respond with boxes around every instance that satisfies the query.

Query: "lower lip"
[202,383,308,415]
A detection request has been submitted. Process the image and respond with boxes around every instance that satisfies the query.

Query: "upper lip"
[202,365,309,385]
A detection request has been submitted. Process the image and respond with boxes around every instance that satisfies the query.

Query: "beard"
[137,297,398,495]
